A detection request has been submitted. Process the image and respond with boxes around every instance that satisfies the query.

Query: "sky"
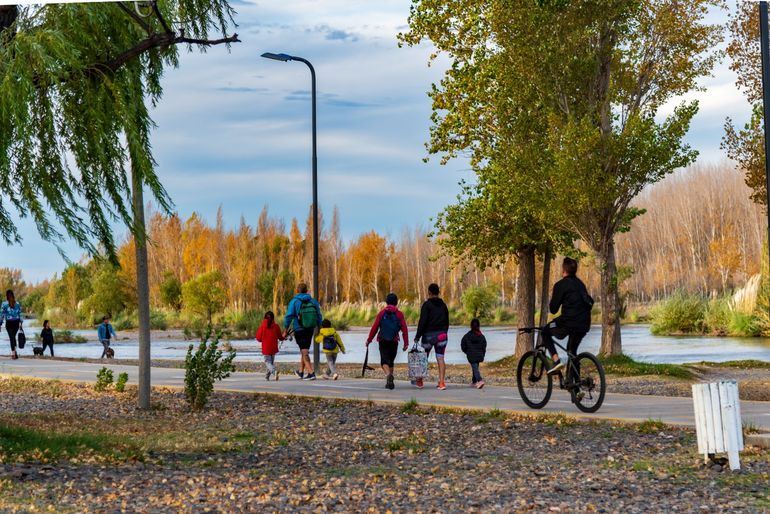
[2,1,752,282]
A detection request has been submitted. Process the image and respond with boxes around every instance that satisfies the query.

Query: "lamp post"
[261,52,321,371]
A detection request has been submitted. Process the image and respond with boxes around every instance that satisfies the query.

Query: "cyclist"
[543,257,593,378]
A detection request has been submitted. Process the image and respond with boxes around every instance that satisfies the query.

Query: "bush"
[160,272,182,311]
[649,292,706,335]
[150,310,168,330]
[40,330,87,344]
[184,329,236,410]
[94,367,114,392]
[461,285,498,319]
[115,372,128,393]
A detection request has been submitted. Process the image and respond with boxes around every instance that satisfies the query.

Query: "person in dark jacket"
[414,283,450,390]
[543,257,593,376]
[461,318,487,389]
[40,320,55,356]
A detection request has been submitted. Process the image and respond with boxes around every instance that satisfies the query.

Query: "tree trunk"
[597,238,622,356]
[515,246,536,358]
[536,247,552,347]
[131,156,152,410]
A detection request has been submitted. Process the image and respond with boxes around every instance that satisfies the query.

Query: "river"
[4,323,770,365]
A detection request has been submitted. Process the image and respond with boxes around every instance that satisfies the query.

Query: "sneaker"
[547,360,566,375]
[470,382,477,388]
[437,382,446,391]
[303,373,316,381]
[386,375,395,390]
[332,373,339,381]
[415,378,424,389]
[476,380,485,389]
[294,370,304,379]
[265,371,271,381]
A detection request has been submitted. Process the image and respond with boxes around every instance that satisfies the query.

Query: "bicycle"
[515,326,606,413]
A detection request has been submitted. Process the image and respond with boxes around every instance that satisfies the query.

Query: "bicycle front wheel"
[571,352,606,413]
[516,351,553,409]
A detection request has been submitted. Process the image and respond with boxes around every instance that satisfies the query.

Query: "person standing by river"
[40,320,55,357]
[283,283,323,381]
[97,316,117,359]
[414,283,450,390]
[1,290,23,360]
[367,293,409,390]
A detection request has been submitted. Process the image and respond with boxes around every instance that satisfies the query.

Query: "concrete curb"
[746,433,770,448]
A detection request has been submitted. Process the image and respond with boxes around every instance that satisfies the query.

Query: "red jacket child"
[256,315,283,356]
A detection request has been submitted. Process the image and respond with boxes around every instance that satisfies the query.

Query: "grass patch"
[534,412,578,427]
[636,418,668,434]
[487,354,518,370]
[476,407,505,424]
[401,398,420,414]
[0,423,142,463]
[743,421,762,436]
[690,360,770,370]
[386,434,427,453]
[601,354,693,379]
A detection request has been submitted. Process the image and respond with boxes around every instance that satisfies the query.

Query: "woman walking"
[1,290,23,359]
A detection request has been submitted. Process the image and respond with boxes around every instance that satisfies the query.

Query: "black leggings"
[42,341,54,356]
[542,324,586,364]
[5,319,19,352]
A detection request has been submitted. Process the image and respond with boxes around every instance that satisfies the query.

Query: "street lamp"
[261,51,321,371]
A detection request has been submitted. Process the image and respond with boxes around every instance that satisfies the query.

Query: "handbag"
[408,343,428,380]
[17,328,26,349]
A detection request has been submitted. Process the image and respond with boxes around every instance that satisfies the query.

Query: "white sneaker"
[547,360,566,375]
[332,373,339,380]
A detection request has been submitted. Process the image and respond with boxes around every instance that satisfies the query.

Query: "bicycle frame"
[519,326,581,391]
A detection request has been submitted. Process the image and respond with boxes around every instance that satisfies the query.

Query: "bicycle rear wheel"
[516,351,553,409]
[571,352,606,413]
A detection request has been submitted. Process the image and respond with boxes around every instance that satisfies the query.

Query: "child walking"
[316,319,345,380]
[40,320,55,356]
[461,318,487,389]
[257,311,284,381]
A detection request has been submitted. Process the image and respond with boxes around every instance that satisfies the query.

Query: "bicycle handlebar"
[517,326,545,333]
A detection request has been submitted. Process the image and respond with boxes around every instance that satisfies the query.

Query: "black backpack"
[322,334,338,351]
[378,310,401,341]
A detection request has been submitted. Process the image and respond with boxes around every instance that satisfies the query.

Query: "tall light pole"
[760,2,770,318]
[262,52,321,371]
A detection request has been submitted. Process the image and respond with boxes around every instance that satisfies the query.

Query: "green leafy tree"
[182,271,225,325]
[80,261,130,323]
[461,285,497,319]
[160,271,183,311]
[184,329,236,410]
[403,0,721,355]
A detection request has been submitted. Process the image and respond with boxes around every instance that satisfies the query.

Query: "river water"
[4,323,770,366]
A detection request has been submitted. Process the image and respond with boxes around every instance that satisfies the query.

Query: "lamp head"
[261,52,293,62]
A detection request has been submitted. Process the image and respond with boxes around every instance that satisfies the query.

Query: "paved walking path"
[2,358,770,430]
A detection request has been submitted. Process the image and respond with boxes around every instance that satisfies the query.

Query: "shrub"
[94,367,114,392]
[461,285,498,319]
[184,329,236,410]
[160,272,183,311]
[650,292,706,335]
[150,310,168,330]
[43,330,87,344]
[115,372,128,393]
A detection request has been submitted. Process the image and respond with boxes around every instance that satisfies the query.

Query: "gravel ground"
[0,377,768,513]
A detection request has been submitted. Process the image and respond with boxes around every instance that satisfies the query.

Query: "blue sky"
[3,1,750,282]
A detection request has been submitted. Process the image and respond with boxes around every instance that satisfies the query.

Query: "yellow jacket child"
[315,320,345,380]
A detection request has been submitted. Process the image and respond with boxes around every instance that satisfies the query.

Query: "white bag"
[408,343,428,380]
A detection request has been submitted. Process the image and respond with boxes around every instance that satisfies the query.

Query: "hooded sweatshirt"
[367,305,409,344]
[415,297,449,341]
[284,293,323,332]
[461,330,487,363]
[256,319,283,356]
[315,327,346,354]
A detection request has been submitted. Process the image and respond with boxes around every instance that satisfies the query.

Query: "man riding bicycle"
[543,257,593,377]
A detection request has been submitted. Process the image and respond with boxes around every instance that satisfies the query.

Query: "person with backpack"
[40,320,55,357]
[1,289,23,360]
[257,311,284,380]
[97,316,117,359]
[367,293,409,390]
[543,257,593,378]
[414,283,450,390]
[283,282,323,381]
[461,318,487,389]
[315,319,345,380]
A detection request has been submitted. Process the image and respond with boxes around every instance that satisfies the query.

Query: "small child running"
[316,319,345,380]
[257,311,284,381]
[461,318,487,389]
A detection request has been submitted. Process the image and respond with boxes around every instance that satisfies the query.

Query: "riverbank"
[0,377,767,512]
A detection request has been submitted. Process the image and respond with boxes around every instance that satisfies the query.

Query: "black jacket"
[550,275,593,332]
[40,327,54,345]
[415,297,449,340]
[461,330,487,363]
